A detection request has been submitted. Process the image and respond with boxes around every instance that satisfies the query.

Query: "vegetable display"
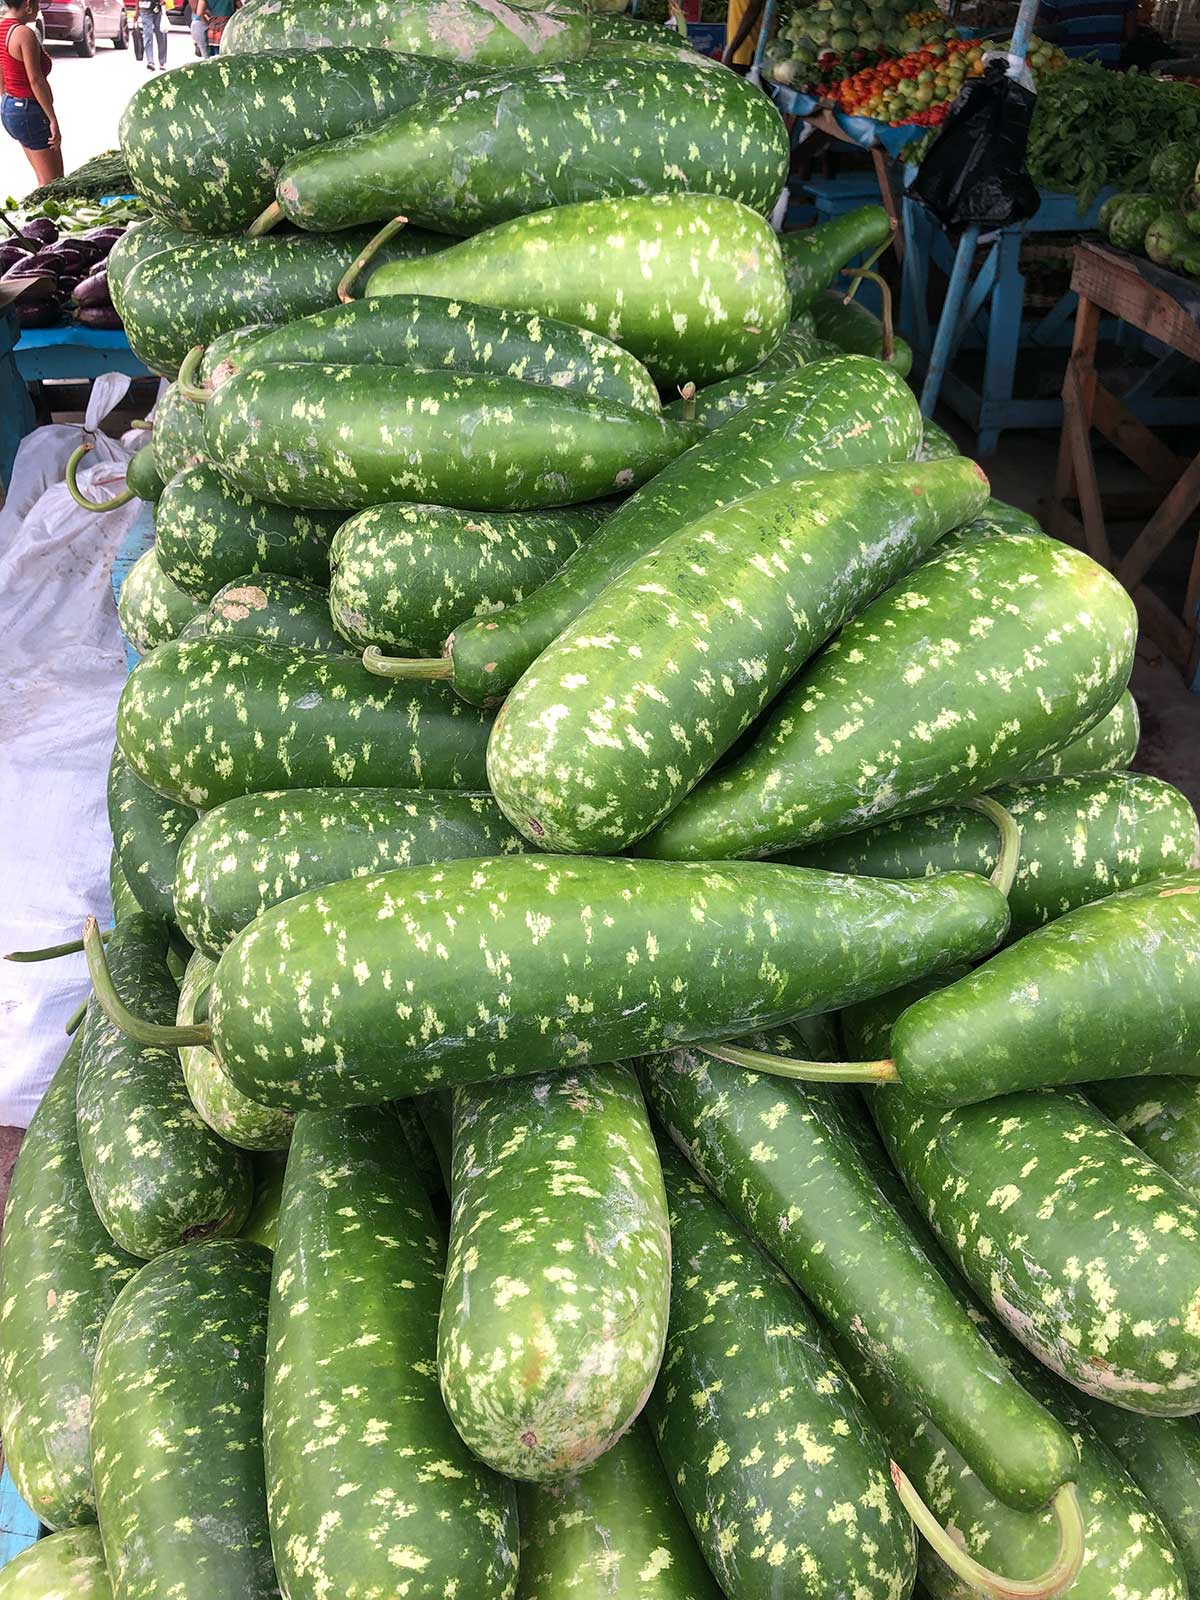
[6,19,1197,1600]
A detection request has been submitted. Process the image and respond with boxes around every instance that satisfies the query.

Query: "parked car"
[40,0,129,54]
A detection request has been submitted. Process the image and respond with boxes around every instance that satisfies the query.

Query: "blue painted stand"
[900,186,1125,453]
[0,311,152,491]
[0,1466,40,1566]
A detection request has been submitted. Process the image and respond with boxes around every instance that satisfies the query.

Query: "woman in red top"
[0,0,61,187]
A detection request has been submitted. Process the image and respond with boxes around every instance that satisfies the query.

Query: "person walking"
[138,0,167,69]
[194,0,237,53]
[189,0,208,54]
[0,0,60,188]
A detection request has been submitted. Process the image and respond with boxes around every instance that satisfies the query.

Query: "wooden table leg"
[1051,294,1101,544]
[1118,449,1200,594]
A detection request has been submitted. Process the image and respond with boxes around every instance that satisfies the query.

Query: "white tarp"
[0,375,145,1126]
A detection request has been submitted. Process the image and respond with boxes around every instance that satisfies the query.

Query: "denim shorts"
[1,94,51,152]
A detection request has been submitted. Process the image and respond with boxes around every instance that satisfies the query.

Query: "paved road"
[0,23,196,201]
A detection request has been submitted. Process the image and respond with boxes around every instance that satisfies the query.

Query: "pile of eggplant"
[0,217,128,330]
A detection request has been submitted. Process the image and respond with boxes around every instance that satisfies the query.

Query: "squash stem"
[700,1040,899,1084]
[841,235,892,301]
[176,344,212,403]
[842,267,895,363]
[362,645,453,681]
[338,215,407,304]
[7,927,109,962]
[246,200,283,238]
[678,382,697,422]
[64,998,88,1037]
[82,917,211,1047]
[893,1465,1084,1600]
[65,443,135,512]
[967,795,1022,898]
[129,419,154,432]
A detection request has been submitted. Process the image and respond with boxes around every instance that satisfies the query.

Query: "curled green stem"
[246,199,283,238]
[700,1040,899,1084]
[841,234,893,302]
[362,645,453,681]
[176,344,211,403]
[967,794,1022,898]
[65,443,135,512]
[82,916,211,1048]
[893,1465,1084,1600]
[841,267,895,363]
[678,381,697,422]
[338,214,407,303]
[7,927,110,962]
[64,998,88,1037]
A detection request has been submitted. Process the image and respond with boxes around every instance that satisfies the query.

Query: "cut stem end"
[699,1040,899,1084]
[362,645,453,681]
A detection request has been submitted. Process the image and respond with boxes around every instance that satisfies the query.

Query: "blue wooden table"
[0,310,151,490]
[0,1464,40,1567]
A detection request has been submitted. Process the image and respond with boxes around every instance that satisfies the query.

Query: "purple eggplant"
[81,225,125,244]
[72,269,111,309]
[19,217,58,245]
[17,300,63,328]
[0,244,32,274]
[58,275,80,296]
[74,304,122,329]
[1,269,59,302]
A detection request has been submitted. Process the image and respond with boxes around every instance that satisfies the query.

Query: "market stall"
[2,8,1200,1600]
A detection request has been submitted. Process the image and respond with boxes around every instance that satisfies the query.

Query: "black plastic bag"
[909,57,1041,231]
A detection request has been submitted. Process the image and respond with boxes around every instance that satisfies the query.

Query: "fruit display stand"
[899,182,1117,452]
[1048,239,1200,685]
[0,305,151,489]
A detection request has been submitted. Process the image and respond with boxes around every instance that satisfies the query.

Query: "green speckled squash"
[181,574,348,655]
[273,57,788,235]
[124,442,163,502]
[77,915,252,1259]
[265,1105,519,1600]
[0,1038,138,1531]
[223,0,591,66]
[116,637,494,808]
[150,382,207,480]
[809,287,914,376]
[203,294,662,415]
[649,1143,916,1598]
[106,747,196,927]
[886,873,1200,1107]
[116,548,202,656]
[91,1240,276,1600]
[834,1302,1187,1600]
[108,851,141,923]
[786,772,1199,937]
[367,193,790,388]
[0,1526,112,1600]
[119,47,458,234]
[780,206,894,314]
[643,1041,1077,1512]
[439,1067,670,1481]
[121,226,446,377]
[917,418,959,460]
[518,1421,726,1599]
[442,356,922,705]
[107,217,192,323]
[1022,689,1140,780]
[154,465,340,602]
[1089,1076,1200,1196]
[205,363,698,514]
[330,500,607,655]
[207,855,1010,1111]
[489,457,989,855]
[642,530,1138,861]
[177,953,293,1152]
[240,1152,288,1253]
[173,786,526,961]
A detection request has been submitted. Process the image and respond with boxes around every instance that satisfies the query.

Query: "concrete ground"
[0,20,196,202]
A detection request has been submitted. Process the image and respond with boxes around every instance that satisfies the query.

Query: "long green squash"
[1088,1076,1200,1196]
[223,0,591,66]
[177,953,294,1151]
[119,47,458,234]
[487,457,989,854]
[270,57,788,234]
[0,1527,112,1600]
[780,205,894,313]
[517,1422,723,1599]
[641,530,1138,860]
[649,1142,917,1598]
[116,637,494,807]
[204,363,699,513]
[106,747,196,926]
[197,856,1009,1109]
[1022,689,1140,779]
[91,1241,276,1600]
[265,1105,519,1599]
[115,548,202,655]
[786,772,1199,938]
[366,193,791,387]
[180,574,348,656]
[0,1038,139,1531]
[642,1043,1078,1513]
[439,1067,670,1481]
[385,356,922,705]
